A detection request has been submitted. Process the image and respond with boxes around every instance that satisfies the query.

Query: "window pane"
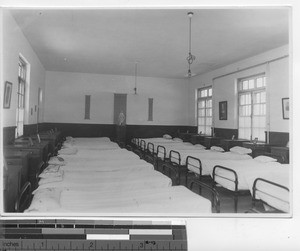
[206,118,212,127]
[206,108,212,117]
[253,93,260,103]
[242,80,248,90]
[248,79,254,89]
[201,89,207,97]
[263,77,266,86]
[208,88,212,96]
[198,109,205,117]
[261,92,266,103]
[206,99,212,107]
[198,100,205,108]
[256,77,263,88]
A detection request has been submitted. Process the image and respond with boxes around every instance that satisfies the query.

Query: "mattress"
[25,185,212,215]
[245,165,290,212]
[63,138,119,150]
[203,159,286,190]
[59,160,155,172]
[37,168,172,190]
[184,151,252,175]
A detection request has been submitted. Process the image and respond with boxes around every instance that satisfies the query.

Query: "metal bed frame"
[188,179,221,213]
[15,182,32,212]
[252,177,289,213]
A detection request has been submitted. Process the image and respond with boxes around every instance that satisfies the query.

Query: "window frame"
[196,86,213,135]
[16,57,27,138]
[237,74,267,141]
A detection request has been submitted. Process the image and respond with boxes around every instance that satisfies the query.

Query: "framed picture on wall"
[282,97,289,119]
[3,81,12,109]
[219,101,227,120]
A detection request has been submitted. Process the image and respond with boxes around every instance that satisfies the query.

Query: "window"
[16,57,27,138]
[238,75,266,141]
[148,98,153,121]
[84,95,91,119]
[197,86,212,135]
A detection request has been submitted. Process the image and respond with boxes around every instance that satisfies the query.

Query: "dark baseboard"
[41,123,117,139]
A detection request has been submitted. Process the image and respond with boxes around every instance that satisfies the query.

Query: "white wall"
[2,10,46,127]
[44,71,189,125]
[188,45,289,133]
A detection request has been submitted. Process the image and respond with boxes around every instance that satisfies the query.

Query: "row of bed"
[23,136,214,215]
[131,135,290,213]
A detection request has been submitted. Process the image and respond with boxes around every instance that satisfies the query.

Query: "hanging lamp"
[186,12,196,77]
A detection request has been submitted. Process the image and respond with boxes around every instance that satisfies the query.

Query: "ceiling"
[9,8,289,79]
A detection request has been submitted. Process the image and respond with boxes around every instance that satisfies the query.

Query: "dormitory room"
[1,8,291,215]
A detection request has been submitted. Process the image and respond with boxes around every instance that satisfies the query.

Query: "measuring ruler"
[0,219,187,250]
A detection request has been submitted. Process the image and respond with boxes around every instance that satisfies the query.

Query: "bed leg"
[234,192,238,213]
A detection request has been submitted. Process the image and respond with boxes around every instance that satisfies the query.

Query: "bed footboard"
[188,179,220,213]
[252,177,289,213]
[139,139,146,152]
[186,155,203,179]
[169,150,181,165]
[162,163,180,185]
[213,165,239,213]
[15,182,32,212]
[147,142,155,155]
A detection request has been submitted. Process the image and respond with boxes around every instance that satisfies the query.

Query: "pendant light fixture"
[186,12,196,78]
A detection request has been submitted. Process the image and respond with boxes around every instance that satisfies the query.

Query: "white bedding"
[25,185,212,215]
[27,136,213,215]
[37,168,172,190]
[203,159,287,190]
[184,151,252,175]
[63,137,119,150]
[245,165,290,212]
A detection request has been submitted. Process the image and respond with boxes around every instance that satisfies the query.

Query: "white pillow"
[211,146,225,152]
[163,134,172,139]
[39,169,63,179]
[48,156,66,165]
[173,137,183,142]
[230,146,252,155]
[39,176,63,185]
[254,155,277,163]
[58,147,78,155]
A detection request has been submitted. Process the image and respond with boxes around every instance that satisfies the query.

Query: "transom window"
[197,86,212,135]
[238,75,266,141]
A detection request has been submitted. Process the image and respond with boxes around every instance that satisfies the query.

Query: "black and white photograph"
[0,0,299,250]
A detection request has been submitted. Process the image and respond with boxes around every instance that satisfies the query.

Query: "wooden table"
[220,139,250,151]
[204,136,223,149]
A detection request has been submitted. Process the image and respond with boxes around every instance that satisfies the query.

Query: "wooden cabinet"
[204,136,222,149]
[4,151,29,189]
[242,142,271,157]
[178,132,197,142]
[4,142,48,189]
[3,163,22,212]
[271,146,289,163]
[190,135,206,145]
[220,139,250,151]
